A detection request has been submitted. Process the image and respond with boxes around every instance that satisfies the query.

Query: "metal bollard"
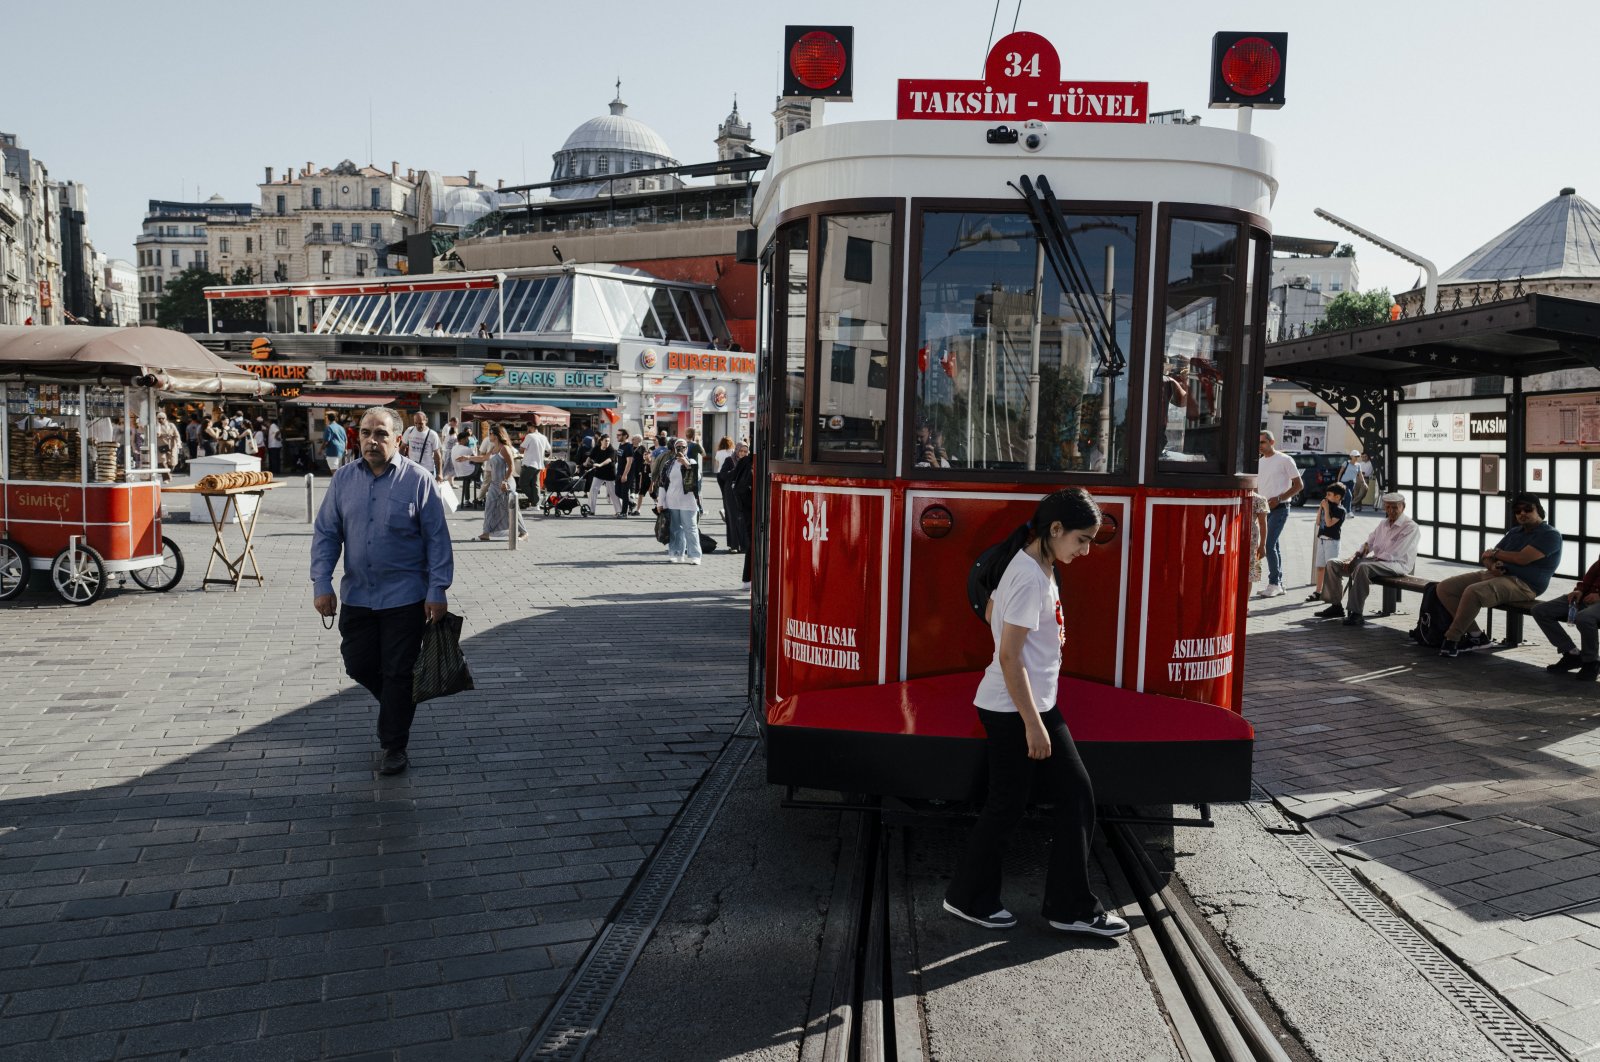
[507,487,518,550]
[305,474,315,523]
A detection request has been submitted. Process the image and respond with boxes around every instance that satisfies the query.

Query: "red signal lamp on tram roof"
[783,25,853,101]
[1208,31,1287,109]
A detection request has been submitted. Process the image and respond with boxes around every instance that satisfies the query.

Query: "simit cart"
[0,325,275,605]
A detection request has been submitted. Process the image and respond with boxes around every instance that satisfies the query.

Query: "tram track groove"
[816,808,1305,1062]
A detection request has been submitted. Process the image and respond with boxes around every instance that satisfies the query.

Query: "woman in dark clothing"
[944,487,1129,939]
[733,445,755,585]
[587,434,619,516]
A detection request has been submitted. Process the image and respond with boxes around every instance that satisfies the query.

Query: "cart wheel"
[50,543,106,606]
[580,504,593,517]
[0,538,30,602]
[130,537,185,592]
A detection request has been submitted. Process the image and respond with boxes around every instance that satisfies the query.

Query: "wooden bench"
[1371,572,1529,647]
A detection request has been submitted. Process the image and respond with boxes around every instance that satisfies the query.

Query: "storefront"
[617,341,756,446]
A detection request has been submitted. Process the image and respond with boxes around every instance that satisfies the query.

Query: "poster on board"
[1526,391,1600,453]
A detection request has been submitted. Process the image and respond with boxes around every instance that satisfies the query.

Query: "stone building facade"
[0,131,64,325]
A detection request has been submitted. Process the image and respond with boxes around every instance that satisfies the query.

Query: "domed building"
[549,86,683,200]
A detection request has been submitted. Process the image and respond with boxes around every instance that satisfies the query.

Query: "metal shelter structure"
[1263,293,1600,486]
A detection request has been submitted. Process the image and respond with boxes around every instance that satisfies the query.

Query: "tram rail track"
[810,807,1302,1062]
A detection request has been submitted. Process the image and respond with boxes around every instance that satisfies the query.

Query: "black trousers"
[946,707,1103,922]
[339,601,427,752]
[267,448,282,474]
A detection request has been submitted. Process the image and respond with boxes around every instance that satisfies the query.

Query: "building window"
[195,252,208,270]
[356,254,368,275]
[597,155,610,175]
[276,194,286,215]
[331,223,343,237]
[170,250,179,266]
[156,276,163,292]
[370,224,381,239]
[276,228,287,247]
[312,188,323,209]
[321,250,332,274]
[630,156,643,172]
[843,236,874,284]
[311,222,323,235]
[245,237,253,253]
[370,188,380,209]
[1330,280,1342,292]
[219,237,230,253]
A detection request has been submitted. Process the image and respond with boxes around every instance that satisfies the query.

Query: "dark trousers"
[339,601,427,752]
[946,707,1103,922]
[267,448,282,475]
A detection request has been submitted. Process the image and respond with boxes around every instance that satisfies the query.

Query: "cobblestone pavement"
[1251,505,1600,1060]
[0,482,749,1060]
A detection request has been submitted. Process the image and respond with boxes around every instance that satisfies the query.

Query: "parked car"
[1290,452,1346,505]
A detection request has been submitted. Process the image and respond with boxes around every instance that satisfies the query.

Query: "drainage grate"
[518,712,759,1062]
[1279,832,1566,1062]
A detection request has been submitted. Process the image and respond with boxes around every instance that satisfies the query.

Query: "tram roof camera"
[985,125,1019,145]
[1021,121,1047,152]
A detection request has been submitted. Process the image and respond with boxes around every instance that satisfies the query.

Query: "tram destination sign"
[897,31,1146,123]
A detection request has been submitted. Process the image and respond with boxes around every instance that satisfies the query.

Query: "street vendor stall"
[0,326,275,605]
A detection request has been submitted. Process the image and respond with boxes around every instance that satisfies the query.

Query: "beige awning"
[0,325,275,397]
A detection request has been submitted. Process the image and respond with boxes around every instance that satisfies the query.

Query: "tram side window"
[1159,219,1241,472]
[914,210,1137,474]
[775,221,809,463]
[814,215,892,460]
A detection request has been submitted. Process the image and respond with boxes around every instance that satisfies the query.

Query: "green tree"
[153,265,225,330]
[1312,289,1393,334]
[1333,242,1356,258]
[226,267,267,324]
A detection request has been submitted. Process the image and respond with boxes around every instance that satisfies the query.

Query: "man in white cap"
[1338,449,1363,509]
[1255,430,1303,597]
[1315,492,1420,626]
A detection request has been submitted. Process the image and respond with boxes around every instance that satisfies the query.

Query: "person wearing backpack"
[944,488,1129,940]
[1316,492,1419,625]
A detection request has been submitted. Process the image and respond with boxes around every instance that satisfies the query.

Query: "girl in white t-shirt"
[945,487,1130,939]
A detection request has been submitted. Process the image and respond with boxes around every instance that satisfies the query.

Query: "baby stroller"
[539,459,591,516]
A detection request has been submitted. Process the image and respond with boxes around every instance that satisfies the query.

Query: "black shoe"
[1580,663,1600,682]
[1546,653,1584,673]
[378,749,409,775]
[1314,604,1344,619]
[1305,592,1324,602]
[941,898,1016,929]
[1439,640,1460,658]
[1342,614,1366,627]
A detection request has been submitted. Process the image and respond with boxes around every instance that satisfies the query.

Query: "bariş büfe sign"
[897,31,1146,123]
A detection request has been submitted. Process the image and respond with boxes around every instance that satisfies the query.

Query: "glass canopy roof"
[310,266,729,345]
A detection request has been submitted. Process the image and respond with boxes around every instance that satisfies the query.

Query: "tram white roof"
[753,120,1277,248]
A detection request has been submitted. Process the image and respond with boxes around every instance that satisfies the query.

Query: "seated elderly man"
[1315,492,1420,627]
[1531,554,1600,681]
[1437,494,1562,658]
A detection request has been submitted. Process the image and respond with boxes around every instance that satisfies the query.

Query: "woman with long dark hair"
[944,487,1128,938]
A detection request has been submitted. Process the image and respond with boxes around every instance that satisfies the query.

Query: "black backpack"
[967,523,1054,621]
[1408,582,1452,648]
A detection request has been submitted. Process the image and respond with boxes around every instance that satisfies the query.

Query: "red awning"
[287,391,397,408]
[462,402,570,425]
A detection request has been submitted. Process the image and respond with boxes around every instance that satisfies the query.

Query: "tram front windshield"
[914,210,1137,475]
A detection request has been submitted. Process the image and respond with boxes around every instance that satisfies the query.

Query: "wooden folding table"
[165,482,281,590]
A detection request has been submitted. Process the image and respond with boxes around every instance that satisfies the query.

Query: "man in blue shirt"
[1437,494,1562,658]
[311,407,454,775]
[322,413,347,473]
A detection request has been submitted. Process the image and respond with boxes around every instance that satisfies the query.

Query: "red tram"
[749,32,1278,806]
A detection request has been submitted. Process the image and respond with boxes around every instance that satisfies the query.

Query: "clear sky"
[11,0,1598,298]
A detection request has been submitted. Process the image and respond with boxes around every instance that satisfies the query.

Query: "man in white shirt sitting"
[1315,492,1421,626]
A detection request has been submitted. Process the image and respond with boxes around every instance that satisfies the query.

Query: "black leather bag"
[654,508,671,544]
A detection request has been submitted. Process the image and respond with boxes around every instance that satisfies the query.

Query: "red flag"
[917,345,929,373]
[940,349,957,379]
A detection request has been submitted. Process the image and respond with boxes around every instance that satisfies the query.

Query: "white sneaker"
[687,558,702,565]
[1048,912,1130,938]
[1256,584,1285,598]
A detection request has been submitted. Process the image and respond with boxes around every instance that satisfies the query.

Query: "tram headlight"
[1021,121,1048,152]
